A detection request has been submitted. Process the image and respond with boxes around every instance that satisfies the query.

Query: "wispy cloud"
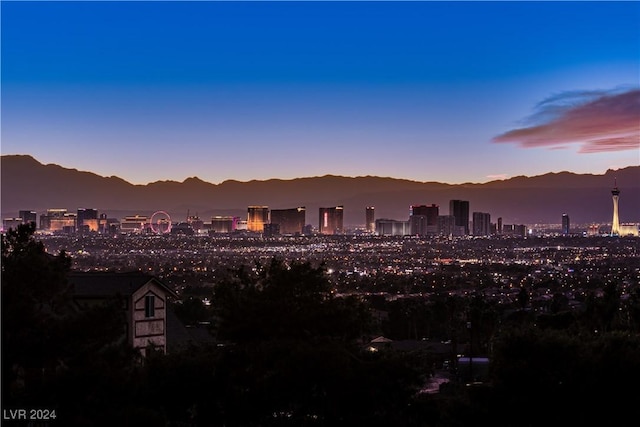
[493,88,640,153]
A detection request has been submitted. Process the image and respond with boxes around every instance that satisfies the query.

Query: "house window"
[145,295,155,318]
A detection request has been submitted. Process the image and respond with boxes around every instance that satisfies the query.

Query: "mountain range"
[2,154,639,227]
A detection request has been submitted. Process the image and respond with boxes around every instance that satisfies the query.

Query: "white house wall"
[131,281,167,353]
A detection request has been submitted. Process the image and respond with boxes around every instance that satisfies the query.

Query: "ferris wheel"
[150,211,172,234]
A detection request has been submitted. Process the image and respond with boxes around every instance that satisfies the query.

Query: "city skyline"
[2,1,638,185]
[2,153,639,227]
[6,183,639,236]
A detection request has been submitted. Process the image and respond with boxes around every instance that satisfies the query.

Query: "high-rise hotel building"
[40,209,77,232]
[4,210,38,231]
[77,208,99,233]
[210,216,239,233]
[375,218,410,236]
[409,204,439,236]
[562,213,570,235]
[472,212,491,236]
[319,206,343,235]
[120,215,149,233]
[247,206,270,232]
[450,200,470,235]
[366,206,375,233]
[270,207,306,235]
[438,215,456,236]
[19,210,37,227]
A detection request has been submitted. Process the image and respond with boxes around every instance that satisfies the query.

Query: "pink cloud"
[493,88,640,153]
[486,174,509,180]
[578,135,640,153]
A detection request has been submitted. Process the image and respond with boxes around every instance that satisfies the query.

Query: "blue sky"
[2,1,639,185]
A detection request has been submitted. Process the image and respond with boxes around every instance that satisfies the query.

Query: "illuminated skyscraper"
[611,181,620,236]
[450,200,470,235]
[210,216,238,233]
[77,208,99,233]
[40,209,76,232]
[247,206,269,232]
[319,206,343,235]
[270,207,306,235]
[562,213,570,235]
[365,206,375,233]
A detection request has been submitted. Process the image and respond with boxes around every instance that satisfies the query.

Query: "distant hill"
[2,154,639,227]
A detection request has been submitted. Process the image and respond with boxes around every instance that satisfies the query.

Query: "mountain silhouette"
[2,154,639,227]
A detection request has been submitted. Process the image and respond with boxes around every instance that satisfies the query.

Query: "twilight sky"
[2,1,639,185]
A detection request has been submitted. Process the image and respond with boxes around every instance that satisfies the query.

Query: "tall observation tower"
[611,179,620,236]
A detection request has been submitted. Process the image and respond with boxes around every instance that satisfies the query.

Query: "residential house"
[69,271,177,355]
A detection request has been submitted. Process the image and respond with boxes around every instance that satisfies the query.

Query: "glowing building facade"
[40,209,77,232]
[247,206,270,232]
[610,181,639,237]
[120,215,149,233]
[375,218,410,236]
[210,216,238,233]
[611,183,620,236]
[77,208,99,233]
[319,206,343,235]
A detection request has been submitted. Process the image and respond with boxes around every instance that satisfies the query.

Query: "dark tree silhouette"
[1,224,138,423]
[185,258,424,426]
[2,223,72,403]
[516,286,530,311]
[213,258,371,342]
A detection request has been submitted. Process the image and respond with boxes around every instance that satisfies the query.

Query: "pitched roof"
[370,336,393,343]
[69,271,177,298]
